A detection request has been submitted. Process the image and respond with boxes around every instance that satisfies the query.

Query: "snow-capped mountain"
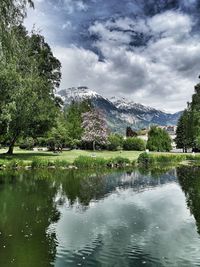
[58,87,182,133]
[110,97,154,112]
[58,87,102,102]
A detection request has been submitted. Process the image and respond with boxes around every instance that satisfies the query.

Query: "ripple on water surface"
[51,173,200,267]
[1,168,200,267]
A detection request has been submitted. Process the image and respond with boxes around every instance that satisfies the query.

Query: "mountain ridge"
[58,87,182,133]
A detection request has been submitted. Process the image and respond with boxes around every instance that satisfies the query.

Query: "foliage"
[138,152,155,165]
[31,159,70,169]
[19,137,35,150]
[126,127,138,137]
[138,152,185,167]
[36,137,47,147]
[146,126,172,152]
[74,155,131,169]
[175,80,200,152]
[109,157,131,166]
[177,166,200,234]
[175,109,193,152]
[81,109,108,150]
[64,100,92,142]
[0,25,61,154]
[74,156,108,168]
[0,0,34,58]
[47,116,70,151]
[123,137,146,151]
[107,134,123,151]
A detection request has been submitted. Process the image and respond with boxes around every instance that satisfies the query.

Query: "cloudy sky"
[25,0,200,112]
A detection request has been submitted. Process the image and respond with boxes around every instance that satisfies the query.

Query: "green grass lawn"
[1,148,200,166]
[0,148,141,163]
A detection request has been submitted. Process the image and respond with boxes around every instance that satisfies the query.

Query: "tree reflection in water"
[0,166,179,266]
[0,171,60,267]
[177,165,200,235]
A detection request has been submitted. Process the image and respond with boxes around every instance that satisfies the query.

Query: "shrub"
[155,154,185,163]
[123,137,146,151]
[74,156,107,168]
[7,160,24,169]
[107,134,123,151]
[19,137,35,150]
[138,152,155,165]
[54,160,70,168]
[36,137,47,147]
[146,126,172,152]
[138,152,185,166]
[74,155,131,168]
[31,159,53,169]
[108,157,131,166]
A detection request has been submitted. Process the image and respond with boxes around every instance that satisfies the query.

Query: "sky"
[25,0,200,112]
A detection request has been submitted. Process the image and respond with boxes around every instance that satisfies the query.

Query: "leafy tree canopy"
[0,25,62,154]
[81,109,108,151]
[64,100,92,141]
[147,126,172,152]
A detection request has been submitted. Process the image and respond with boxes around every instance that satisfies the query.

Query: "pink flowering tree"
[81,109,108,150]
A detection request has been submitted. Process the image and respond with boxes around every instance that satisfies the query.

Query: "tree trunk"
[93,140,96,151]
[6,136,17,155]
[7,143,14,155]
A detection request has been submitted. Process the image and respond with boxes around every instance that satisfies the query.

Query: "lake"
[0,165,200,266]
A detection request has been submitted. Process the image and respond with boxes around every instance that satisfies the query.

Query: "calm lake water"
[0,166,200,266]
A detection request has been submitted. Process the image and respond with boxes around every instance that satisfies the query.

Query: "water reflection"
[0,167,200,266]
[0,171,59,267]
[177,166,200,235]
[55,168,177,208]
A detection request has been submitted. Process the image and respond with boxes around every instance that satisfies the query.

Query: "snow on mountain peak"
[109,96,156,112]
[58,86,102,104]
[56,86,182,130]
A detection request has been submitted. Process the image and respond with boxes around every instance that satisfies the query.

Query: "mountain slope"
[58,87,182,133]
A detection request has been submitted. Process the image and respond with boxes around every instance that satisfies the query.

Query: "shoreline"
[0,150,200,171]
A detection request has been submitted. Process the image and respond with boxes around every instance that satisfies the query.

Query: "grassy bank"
[138,152,200,167]
[0,148,141,163]
[0,148,200,170]
[0,148,140,170]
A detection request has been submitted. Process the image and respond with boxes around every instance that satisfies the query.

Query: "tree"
[19,137,35,150]
[0,26,62,154]
[190,82,200,150]
[107,134,123,151]
[81,109,108,150]
[146,126,172,152]
[177,166,200,234]
[175,78,200,152]
[47,116,70,151]
[175,109,192,152]
[64,100,92,141]
[123,137,146,151]
[0,0,34,58]
[126,127,138,137]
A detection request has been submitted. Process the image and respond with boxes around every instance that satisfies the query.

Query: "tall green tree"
[147,126,172,152]
[0,26,61,154]
[0,0,34,58]
[175,109,193,152]
[176,79,200,151]
[190,82,200,150]
[107,133,123,151]
[47,116,70,151]
[64,100,92,141]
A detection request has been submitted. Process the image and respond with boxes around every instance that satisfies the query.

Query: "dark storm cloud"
[25,0,200,112]
[27,0,198,48]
